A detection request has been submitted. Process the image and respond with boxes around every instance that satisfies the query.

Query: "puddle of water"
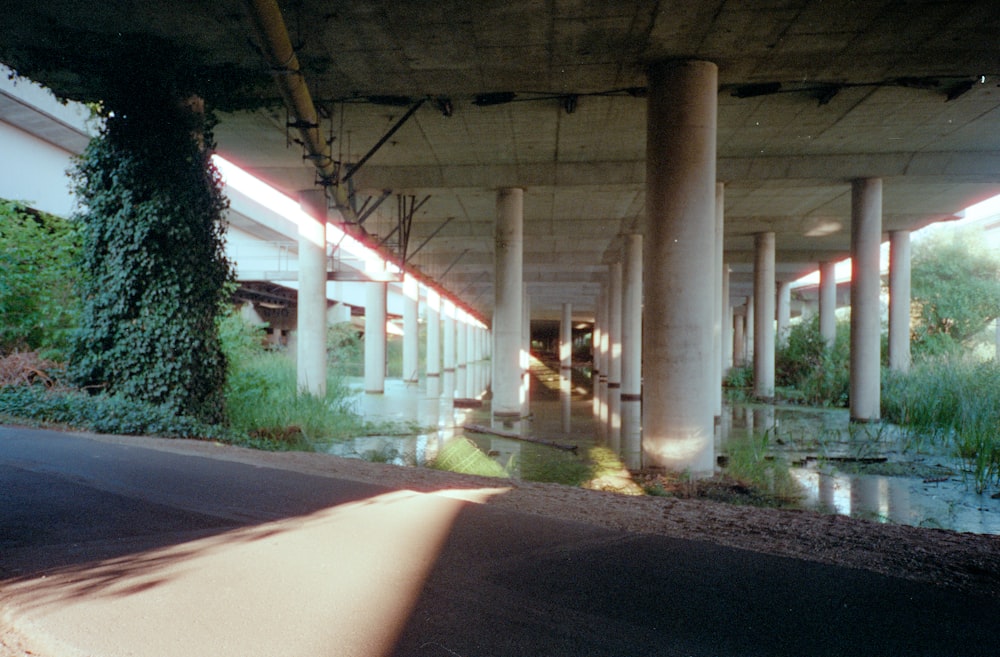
[720,402,1000,534]
[324,362,999,534]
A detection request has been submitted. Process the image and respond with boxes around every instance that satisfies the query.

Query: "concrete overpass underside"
[2,0,999,470]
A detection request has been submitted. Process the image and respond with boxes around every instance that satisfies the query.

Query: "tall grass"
[220,311,372,448]
[882,355,1000,493]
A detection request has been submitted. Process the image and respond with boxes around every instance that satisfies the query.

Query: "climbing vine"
[69,84,233,423]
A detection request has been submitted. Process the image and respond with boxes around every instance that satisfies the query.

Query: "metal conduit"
[244,0,350,210]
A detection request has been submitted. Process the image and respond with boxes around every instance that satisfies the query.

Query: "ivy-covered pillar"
[71,90,232,422]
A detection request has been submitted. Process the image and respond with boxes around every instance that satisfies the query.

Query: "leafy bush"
[0,200,81,358]
[910,229,1000,358]
[0,384,224,439]
[775,317,850,407]
[327,321,362,376]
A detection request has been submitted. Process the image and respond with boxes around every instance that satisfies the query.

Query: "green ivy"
[69,86,233,423]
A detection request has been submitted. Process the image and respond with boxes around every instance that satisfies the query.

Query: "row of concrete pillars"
[296,59,919,478]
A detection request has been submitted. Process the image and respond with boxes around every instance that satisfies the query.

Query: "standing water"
[325,359,999,535]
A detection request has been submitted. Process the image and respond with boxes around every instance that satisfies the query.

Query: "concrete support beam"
[754,232,776,400]
[426,289,441,380]
[443,302,456,373]
[713,182,725,418]
[819,261,837,347]
[621,234,643,469]
[722,264,733,372]
[850,178,883,422]
[733,313,745,366]
[745,295,755,363]
[296,190,328,397]
[493,188,524,418]
[402,275,419,383]
[364,273,387,394]
[888,230,912,373]
[642,59,718,476]
[560,303,572,370]
[776,280,792,347]
[522,284,532,412]
[607,261,623,449]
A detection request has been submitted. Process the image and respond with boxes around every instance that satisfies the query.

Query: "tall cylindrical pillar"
[722,264,732,372]
[733,312,745,366]
[745,295,754,363]
[819,261,837,347]
[777,280,792,347]
[493,188,524,418]
[642,59,718,475]
[754,232,776,400]
[621,234,643,469]
[560,303,573,371]
[850,178,883,421]
[297,190,328,397]
[713,182,725,418]
[607,261,623,449]
[426,288,441,382]
[364,270,387,394]
[402,275,419,383]
[888,230,911,373]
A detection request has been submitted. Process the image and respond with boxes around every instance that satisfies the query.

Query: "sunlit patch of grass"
[429,436,511,479]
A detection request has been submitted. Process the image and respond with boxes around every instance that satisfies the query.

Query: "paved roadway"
[2,426,998,657]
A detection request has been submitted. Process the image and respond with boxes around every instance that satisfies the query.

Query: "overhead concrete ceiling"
[2,0,999,322]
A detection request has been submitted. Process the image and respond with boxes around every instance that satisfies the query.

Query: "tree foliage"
[911,229,1000,356]
[0,200,80,357]
[69,87,233,422]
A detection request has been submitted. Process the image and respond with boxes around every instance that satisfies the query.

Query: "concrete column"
[560,303,573,371]
[819,261,837,347]
[713,182,725,418]
[888,230,911,373]
[754,232,776,400]
[493,188,524,418]
[327,302,351,324]
[607,261,623,450]
[364,268,387,394]
[643,59,717,475]
[776,280,792,347]
[850,178,882,422]
[402,275,419,383]
[297,189,328,397]
[745,295,754,363]
[521,284,532,410]
[621,234,643,469]
[426,288,441,382]
[466,317,477,363]
[722,264,733,372]
[443,302,456,373]
[733,313,745,366]
[456,316,468,368]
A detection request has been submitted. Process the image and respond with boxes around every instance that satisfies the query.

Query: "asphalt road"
[2,425,998,657]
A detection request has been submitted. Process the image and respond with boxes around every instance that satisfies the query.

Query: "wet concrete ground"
[334,360,1000,535]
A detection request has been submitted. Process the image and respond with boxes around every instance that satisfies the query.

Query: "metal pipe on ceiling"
[243,0,350,210]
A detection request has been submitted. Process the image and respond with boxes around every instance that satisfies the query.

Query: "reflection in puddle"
[323,363,998,535]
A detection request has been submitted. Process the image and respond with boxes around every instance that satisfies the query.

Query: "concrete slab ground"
[2,425,999,657]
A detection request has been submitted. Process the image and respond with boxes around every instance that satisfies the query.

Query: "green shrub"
[0,384,224,439]
[775,317,850,407]
[0,200,81,359]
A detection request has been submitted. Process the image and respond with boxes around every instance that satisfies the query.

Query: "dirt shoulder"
[68,430,1000,599]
